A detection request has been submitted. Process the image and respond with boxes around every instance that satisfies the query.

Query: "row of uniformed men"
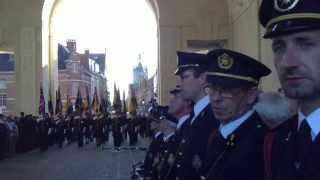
[139,0,320,179]
[37,112,109,150]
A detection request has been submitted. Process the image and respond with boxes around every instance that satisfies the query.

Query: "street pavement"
[0,137,150,180]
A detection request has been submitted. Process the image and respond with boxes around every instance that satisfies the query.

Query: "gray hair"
[254,92,293,128]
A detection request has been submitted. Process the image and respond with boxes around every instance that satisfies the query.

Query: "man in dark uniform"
[55,115,65,148]
[128,114,139,146]
[151,114,178,180]
[65,115,73,145]
[112,114,123,151]
[38,115,49,152]
[75,114,84,148]
[173,51,219,180]
[163,85,193,179]
[83,112,91,144]
[199,49,271,180]
[141,115,164,179]
[259,1,320,179]
[95,114,104,148]
[169,85,193,142]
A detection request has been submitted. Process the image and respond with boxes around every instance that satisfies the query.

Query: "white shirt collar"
[191,95,210,124]
[219,109,255,139]
[154,131,162,139]
[163,132,175,142]
[177,114,190,130]
[298,108,320,141]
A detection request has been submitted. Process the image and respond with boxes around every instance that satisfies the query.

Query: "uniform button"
[177,164,180,168]
[179,152,183,156]
[201,176,207,180]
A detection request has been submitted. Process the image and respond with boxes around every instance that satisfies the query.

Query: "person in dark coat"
[172,51,220,180]
[95,114,104,148]
[152,115,178,180]
[38,115,49,152]
[199,49,271,180]
[128,115,138,146]
[163,85,193,179]
[65,116,73,145]
[141,117,164,179]
[55,116,65,148]
[0,116,8,160]
[75,114,84,148]
[259,1,320,179]
[112,115,122,151]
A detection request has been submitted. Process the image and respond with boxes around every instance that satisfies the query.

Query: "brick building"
[58,40,108,110]
[0,40,108,114]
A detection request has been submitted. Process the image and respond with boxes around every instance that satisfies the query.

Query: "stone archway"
[42,0,161,110]
[0,0,278,114]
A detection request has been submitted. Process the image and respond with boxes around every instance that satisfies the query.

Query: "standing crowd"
[0,110,154,161]
[133,1,320,180]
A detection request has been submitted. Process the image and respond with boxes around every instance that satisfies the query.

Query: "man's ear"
[199,72,208,87]
[247,87,258,105]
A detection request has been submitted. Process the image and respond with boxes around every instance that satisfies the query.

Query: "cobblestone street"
[0,138,149,180]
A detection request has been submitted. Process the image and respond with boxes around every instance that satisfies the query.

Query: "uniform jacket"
[202,111,267,180]
[173,104,219,180]
[264,115,320,180]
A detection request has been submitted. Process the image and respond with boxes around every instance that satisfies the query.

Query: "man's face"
[179,69,205,101]
[272,30,320,100]
[168,93,186,116]
[207,86,257,124]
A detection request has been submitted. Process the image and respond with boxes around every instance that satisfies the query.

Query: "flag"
[122,90,127,113]
[112,83,121,112]
[55,86,63,114]
[99,97,105,113]
[48,89,54,116]
[128,86,137,115]
[85,86,90,110]
[92,87,99,113]
[75,87,83,112]
[39,86,45,115]
[64,94,73,115]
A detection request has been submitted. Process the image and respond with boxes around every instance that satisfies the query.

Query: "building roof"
[58,43,71,70]
[58,42,106,74]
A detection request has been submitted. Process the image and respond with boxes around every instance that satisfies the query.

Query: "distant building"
[0,53,15,114]
[133,56,148,86]
[0,40,108,114]
[58,40,108,109]
[130,61,155,114]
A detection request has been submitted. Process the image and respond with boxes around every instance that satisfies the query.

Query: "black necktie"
[189,110,195,120]
[296,120,312,166]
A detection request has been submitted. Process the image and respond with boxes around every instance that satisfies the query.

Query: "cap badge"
[274,0,299,12]
[217,53,234,70]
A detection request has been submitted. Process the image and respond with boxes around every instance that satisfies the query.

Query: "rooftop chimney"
[66,39,77,53]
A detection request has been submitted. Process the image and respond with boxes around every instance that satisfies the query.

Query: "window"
[72,83,78,97]
[73,63,78,73]
[0,80,7,90]
[0,94,7,107]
